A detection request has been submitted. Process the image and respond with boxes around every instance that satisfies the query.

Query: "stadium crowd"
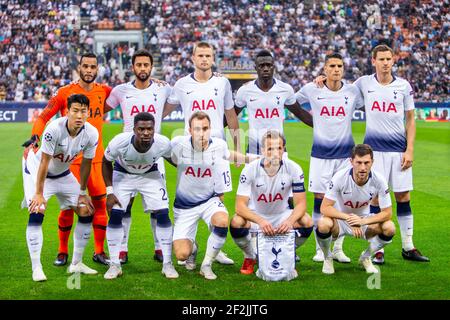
[0,0,448,102]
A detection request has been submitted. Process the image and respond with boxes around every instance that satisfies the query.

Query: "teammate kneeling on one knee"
[316,144,396,275]
[231,130,313,276]
[102,112,178,280]
[23,94,99,282]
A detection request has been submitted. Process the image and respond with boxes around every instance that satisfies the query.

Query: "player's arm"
[224,108,241,155]
[77,157,94,216]
[348,206,392,226]
[277,191,307,234]
[285,102,313,128]
[104,102,114,113]
[402,109,416,170]
[162,101,178,118]
[30,94,64,140]
[321,197,351,220]
[102,155,122,213]
[163,156,177,168]
[28,152,51,213]
[223,106,244,127]
[236,195,277,236]
[228,150,259,165]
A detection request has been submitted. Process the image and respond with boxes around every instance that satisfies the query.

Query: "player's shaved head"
[134,112,155,126]
[371,44,394,59]
[132,49,153,66]
[351,144,374,160]
[67,94,90,109]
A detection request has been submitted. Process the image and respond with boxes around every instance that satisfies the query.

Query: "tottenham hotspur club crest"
[271,243,282,269]
[214,88,218,96]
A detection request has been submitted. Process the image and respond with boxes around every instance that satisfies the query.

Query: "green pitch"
[0,121,449,300]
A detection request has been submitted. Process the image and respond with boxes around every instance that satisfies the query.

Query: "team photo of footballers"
[0,1,448,303]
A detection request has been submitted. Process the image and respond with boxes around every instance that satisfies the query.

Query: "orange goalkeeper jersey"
[31,81,112,164]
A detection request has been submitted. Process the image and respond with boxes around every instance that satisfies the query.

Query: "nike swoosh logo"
[256,184,264,187]
[58,144,66,147]
[250,98,257,102]
[186,91,194,95]
[368,90,375,93]
[317,97,325,100]
[126,96,133,99]
[343,191,351,194]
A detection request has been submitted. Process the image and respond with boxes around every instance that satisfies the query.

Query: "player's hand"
[106,194,122,214]
[21,134,39,148]
[401,149,414,170]
[258,219,276,236]
[276,219,294,234]
[346,214,363,227]
[150,77,168,86]
[352,227,364,238]
[29,194,46,213]
[76,195,94,217]
[313,75,326,88]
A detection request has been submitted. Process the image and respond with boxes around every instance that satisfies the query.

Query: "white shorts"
[173,197,228,241]
[309,157,352,193]
[250,209,292,233]
[130,158,167,199]
[373,151,413,192]
[112,170,169,213]
[22,157,79,211]
[336,218,370,240]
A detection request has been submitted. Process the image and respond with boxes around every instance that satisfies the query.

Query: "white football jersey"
[167,74,234,140]
[235,79,296,154]
[325,167,392,216]
[171,136,232,209]
[295,82,364,159]
[104,132,171,175]
[106,81,172,133]
[354,74,415,152]
[29,117,98,176]
[237,158,305,219]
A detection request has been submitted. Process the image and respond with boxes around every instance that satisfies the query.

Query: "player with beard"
[22,53,112,267]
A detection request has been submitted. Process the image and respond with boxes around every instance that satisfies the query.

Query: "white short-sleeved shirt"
[235,79,296,154]
[104,132,171,175]
[354,74,415,152]
[171,136,232,209]
[106,81,172,133]
[237,158,305,219]
[30,117,98,176]
[325,167,392,216]
[167,74,234,140]
[295,82,364,159]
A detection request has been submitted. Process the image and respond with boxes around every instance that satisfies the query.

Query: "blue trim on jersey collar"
[131,79,153,89]
[260,158,284,173]
[374,73,396,84]
[190,73,214,82]
[255,79,276,91]
[324,80,344,91]
[65,118,85,137]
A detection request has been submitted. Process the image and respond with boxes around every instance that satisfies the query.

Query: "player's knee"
[173,243,191,261]
[153,208,171,227]
[382,221,396,237]
[394,191,410,202]
[211,212,228,228]
[301,213,314,228]
[230,215,247,228]
[28,213,44,226]
[108,209,124,228]
[317,217,332,233]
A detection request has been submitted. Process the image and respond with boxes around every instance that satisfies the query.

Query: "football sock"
[397,201,414,251]
[295,226,313,248]
[26,213,44,271]
[150,212,160,251]
[72,216,93,265]
[313,198,323,253]
[153,209,173,264]
[333,235,345,252]
[203,226,228,265]
[120,207,131,252]
[362,234,393,259]
[316,229,332,259]
[92,198,107,255]
[57,209,73,254]
[107,209,124,265]
[230,226,255,259]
